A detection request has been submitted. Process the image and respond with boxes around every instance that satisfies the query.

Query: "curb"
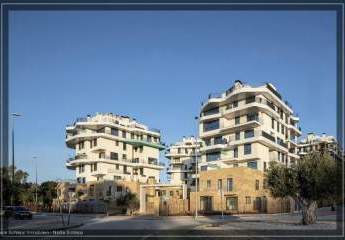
[54,223,84,230]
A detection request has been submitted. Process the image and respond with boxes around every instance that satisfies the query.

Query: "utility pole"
[194,116,199,220]
[11,113,21,205]
[33,156,38,211]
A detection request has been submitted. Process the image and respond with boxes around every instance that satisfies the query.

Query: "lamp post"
[33,156,38,211]
[11,113,21,205]
[194,116,199,220]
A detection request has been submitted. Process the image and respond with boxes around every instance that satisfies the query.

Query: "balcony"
[223,98,280,120]
[220,117,263,134]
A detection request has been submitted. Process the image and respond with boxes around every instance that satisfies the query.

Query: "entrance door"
[200,196,213,213]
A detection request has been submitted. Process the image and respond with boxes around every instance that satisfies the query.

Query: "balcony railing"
[67,155,164,167]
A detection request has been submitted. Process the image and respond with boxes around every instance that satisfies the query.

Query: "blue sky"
[9,10,337,183]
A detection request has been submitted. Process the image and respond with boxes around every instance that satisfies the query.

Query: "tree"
[0,166,30,205]
[39,181,58,209]
[266,152,340,225]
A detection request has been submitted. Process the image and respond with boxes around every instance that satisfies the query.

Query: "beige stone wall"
[189,167,293,214]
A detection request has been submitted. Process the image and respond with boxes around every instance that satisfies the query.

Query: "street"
[5,207,339,233]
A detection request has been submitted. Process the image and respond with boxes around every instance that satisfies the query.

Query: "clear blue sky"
[9,10,337,183]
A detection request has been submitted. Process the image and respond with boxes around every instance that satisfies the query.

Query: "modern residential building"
[65,113,165,184]
[297,133,343,161]
[198,80,302,172]
[165,137,201,187]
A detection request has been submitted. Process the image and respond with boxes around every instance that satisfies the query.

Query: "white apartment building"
[165,137,201,187]
[198,80,302,172]
[297,133,343,161]
[65,113,165,184]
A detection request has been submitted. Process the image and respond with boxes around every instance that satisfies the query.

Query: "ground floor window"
[226,196,238,210]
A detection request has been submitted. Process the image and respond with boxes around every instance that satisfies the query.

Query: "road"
[4,207,340,238]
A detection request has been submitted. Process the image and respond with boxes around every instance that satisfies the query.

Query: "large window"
[244,143,252,155]
[111,128,118,136]
[235,116,240,125]
[110,152,118,160]
[234,147,238,158]
[203,120,220,132]
[203,107,219,116]
[217,179,222,192]
[207,180,211,190]
[247,112,258,122]
[244,129,254,138]
[214,136,223,145]
[235,131,240,140]
[123,142,127,150]
[247,161,257,169]
[206,152,220,162]
[226,178,233,191]
[255,180,260,190]
[245,96,255,104]
[200,165,208,171]
[271,117,274,129]
[226,197,238,210]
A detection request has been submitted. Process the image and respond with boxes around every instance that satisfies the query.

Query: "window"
[214,136,223,145]
[203,120,219,132]
[90,163,97,172]
[244,143,252,155]
[123,143,127,150]
[263,179,268,189]
[247,112,258,122]
[234,147,238,158]
[200,166,208,171]
[97,128,105,133]
[111,128,118,136]
[217,179,222,192]
[93,139,97,147]
[246,96,255,104]
[235,116,240,125]
[203,107,219,116]
[140,168,144,175]
[207,180,211,190]
[110,152,118,160]
[122,154,127,160]
[247,161,257,169]
[226,197,238,210]
[226,178,233,191]
[106,186,112,196]
[245,196,251,204]
[115,140,119,146]
[123,166,128,174]
[244,129,254,138]
[170,191,174,196]
[116,186,123,192]
[235,131,240,140]
[271,118,274,129]
[282,125,285,134]
[255,180,260,190]
[89,185,95,196]
[147,135,152,142]
[204,138,211,146]
[115,164,119,170]
[122,131,126,138]
[233,100,238,108]
[264,162,267,172]
[98,152,105,159]
[206,152,220,162]
[233,163,239,167]
[277,122,280,132]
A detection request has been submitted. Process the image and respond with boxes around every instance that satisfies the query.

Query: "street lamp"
[33,156,38,211]
[194,116,199,220]
[11,112,21,205]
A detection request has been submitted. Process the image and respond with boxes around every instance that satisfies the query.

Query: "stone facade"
[189,167,293,214]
